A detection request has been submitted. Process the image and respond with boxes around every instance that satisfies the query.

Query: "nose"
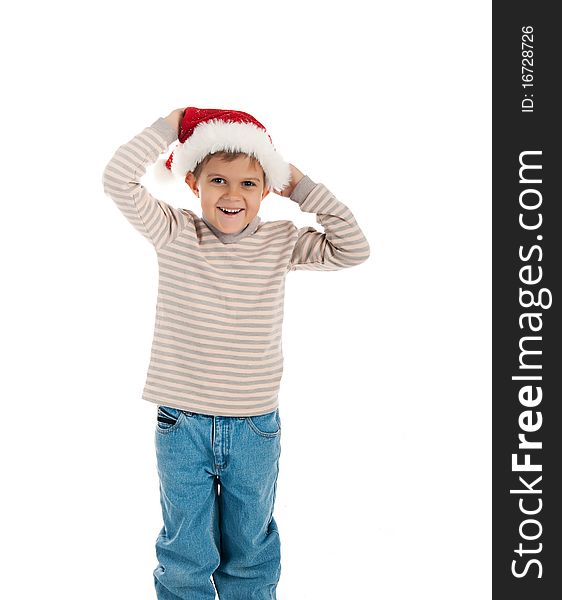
[223,185,244,199]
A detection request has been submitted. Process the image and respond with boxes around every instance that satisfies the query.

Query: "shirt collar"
[201,212,261,244]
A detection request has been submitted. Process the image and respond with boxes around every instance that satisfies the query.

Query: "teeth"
[219,207,243,214]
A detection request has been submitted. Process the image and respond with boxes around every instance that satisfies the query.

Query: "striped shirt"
[102,117,370,416]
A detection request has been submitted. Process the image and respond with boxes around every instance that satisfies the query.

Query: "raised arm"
[101,117,190,250]
[287,176,370,271]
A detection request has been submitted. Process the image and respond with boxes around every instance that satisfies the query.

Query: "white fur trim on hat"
[169,119,291,192]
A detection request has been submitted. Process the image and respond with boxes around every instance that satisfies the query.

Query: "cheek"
[200,195,217,210]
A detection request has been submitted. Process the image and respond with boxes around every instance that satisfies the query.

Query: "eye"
[211,177,225,184]
[243,181,256,187]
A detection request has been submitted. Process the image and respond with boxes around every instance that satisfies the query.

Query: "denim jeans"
[153,405,282,599]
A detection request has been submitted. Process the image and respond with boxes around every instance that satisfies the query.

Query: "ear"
[184,172,199,196]
[261,185,271,201]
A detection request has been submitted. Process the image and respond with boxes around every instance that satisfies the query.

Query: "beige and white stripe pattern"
[102,118,370,416]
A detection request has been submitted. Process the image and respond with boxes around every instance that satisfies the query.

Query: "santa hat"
[153,107,291,193]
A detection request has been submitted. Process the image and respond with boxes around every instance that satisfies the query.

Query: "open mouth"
[217,207,245,216]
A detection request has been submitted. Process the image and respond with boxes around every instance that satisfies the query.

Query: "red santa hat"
[153,107,291,193]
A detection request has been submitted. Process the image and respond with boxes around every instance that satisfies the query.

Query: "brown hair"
[189,151,266,186]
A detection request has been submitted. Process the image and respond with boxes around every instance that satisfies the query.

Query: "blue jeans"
[153,405,282,599]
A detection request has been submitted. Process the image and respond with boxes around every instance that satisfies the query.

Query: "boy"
[102,106,370,599]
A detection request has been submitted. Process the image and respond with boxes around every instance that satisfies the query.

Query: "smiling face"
[184,154,270,234]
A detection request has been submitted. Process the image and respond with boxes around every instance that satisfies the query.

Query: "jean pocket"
[246,409,281,438]
[156,405,184,433]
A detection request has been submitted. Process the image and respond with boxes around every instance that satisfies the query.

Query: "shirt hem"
[143,395,280,417]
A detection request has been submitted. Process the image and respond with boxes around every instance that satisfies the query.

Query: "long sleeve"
[287,176,370,271]
[101,117,191,251]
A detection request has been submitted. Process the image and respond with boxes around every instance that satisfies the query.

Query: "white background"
[1,1,491,598]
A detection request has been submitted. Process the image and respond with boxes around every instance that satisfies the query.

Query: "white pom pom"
[150,156,179,189]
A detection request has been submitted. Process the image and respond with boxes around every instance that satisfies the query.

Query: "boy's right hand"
[163,107,186,135]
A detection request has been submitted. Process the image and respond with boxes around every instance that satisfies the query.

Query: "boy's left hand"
[275,164,305,197]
